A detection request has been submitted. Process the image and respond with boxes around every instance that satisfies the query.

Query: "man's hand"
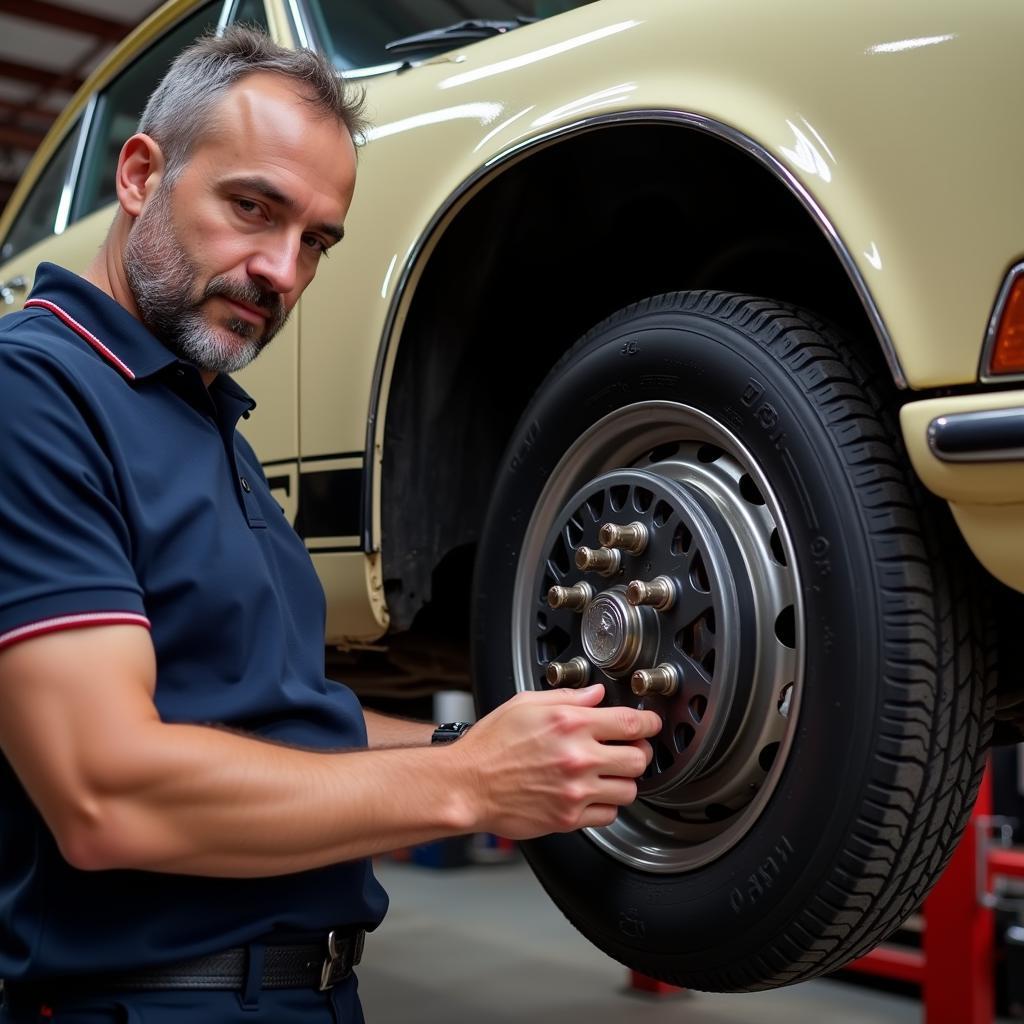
[451,683,661,839]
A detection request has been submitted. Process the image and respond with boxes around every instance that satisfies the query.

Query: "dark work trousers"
[0,973,364,1023]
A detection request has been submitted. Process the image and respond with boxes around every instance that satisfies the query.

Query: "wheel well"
[381,122,880,632]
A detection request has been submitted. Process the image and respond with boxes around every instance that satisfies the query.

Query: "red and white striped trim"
[0,612,151,653]
[24,298,136,381]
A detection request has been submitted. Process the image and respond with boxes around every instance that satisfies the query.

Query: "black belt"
[5,928,364,1000]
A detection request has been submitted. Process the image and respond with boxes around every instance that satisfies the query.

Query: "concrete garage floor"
[356,853,1001,1024]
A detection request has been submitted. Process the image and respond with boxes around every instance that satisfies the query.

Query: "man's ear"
[115,134,165,218]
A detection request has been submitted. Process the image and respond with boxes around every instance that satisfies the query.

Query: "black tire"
[471,291,995,991]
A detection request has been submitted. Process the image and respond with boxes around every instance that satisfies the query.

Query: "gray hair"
[139,24,367,184]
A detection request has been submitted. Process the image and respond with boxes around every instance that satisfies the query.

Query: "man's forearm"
[70,719,477,877]
[362,708,435,748]
[2,628,660,884]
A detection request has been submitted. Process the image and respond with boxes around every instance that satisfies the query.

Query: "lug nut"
[546,656,592,688]
[631,663,680,697]
[547,581,594,611]
[599,521,649,555]
[575,546,621,576]
[626,575,676,611]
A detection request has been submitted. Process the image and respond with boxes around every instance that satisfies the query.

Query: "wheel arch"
[375,113,903,631]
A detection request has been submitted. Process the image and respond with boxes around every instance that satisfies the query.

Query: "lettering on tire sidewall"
[728,836,797,914]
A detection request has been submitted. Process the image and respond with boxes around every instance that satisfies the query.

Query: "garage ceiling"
[0,0,160,210]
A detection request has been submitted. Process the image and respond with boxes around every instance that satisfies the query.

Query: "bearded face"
[123,180,290,375]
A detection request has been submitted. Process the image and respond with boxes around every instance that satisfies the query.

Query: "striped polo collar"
[25,263,181,381]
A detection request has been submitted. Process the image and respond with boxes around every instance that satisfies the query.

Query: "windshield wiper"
[384,18,538,56]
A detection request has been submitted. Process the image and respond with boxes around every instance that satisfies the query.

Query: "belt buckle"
[319,929,364,991]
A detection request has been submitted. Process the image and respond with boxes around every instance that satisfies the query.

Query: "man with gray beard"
[0,26,660,1024]
[123,174,289,374]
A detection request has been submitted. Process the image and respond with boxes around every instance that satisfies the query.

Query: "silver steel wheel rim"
[512,401,804,873]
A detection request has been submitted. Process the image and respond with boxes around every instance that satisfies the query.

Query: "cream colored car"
[2,0,1022,993]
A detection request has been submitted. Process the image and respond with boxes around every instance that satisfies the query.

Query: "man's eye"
[304,236,331,257]
[235,198,260,215]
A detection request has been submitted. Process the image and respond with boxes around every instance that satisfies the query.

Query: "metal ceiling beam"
[0,123,47,152]
[0,97,58,125]
[0,58,84,91]
[0,0,131,42]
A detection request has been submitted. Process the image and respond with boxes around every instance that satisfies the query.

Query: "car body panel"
[902,389,1024,591]
[1,0,1022,640]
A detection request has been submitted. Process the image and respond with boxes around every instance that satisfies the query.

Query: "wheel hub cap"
[581,592,642,672]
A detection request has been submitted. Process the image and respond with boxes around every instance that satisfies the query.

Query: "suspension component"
[598,521,649,555]
[546,656,592,688]
[547,581,594,611]
[631,662,680,697]
[575,545,621,576]
[626,575,677,611]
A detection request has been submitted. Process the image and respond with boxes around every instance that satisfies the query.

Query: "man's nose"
[246,236,299,296]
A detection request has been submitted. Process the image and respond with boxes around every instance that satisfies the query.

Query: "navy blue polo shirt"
[0,263,387,980]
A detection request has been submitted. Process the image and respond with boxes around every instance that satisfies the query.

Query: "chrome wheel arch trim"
[361,108,905,552]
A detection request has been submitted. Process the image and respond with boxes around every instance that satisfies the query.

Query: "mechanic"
[0,26,661,1024]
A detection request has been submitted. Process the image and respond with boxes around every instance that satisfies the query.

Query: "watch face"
[433,722,471,744]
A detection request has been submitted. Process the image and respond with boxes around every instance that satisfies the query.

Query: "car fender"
[297,0,1021,571]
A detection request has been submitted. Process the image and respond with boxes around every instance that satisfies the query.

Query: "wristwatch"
[431,721,473,744]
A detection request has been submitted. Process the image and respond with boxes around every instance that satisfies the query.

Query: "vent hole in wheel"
[759,742,780,772]
[675,609,709,657]
[653,500,672,527]
[739,474,765,505]
[633,487,653,513]
[648,442,680,463]
[774,605,796,648]
[654,741,674,772]
[770,527,787,566]
[674,722,696,751]
[549,543,571,577]
[675,628,692,657]
[610,485,629,511]
[585,493,605,521]
[697,444,723,463]
[690,552,710,592]
[672,523,693,555]
[689,695,707,723]
[705,803,733,822]
[566,513,584,547]
[778,683,793,718]
[536,626,570,664]
[676,610,715,660]
[537,612,548,630]
[701,649,716,676]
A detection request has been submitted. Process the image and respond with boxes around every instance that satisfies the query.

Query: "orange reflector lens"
[990,275,1024,375]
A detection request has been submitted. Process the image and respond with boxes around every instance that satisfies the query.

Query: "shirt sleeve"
[0,344,149,652]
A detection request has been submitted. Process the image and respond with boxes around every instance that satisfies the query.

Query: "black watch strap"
[431,721,473,744]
